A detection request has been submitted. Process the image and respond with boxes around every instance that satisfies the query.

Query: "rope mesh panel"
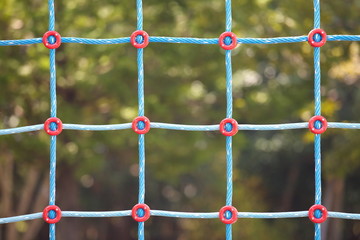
[0,0,360,239]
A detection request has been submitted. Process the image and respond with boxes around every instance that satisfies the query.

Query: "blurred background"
[0,0,360,239]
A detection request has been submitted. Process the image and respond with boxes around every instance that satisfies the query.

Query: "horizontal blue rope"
[237,36,307,44]
[64,123,132,131]
[0,124,43,135]
[3,210,359,224]
[238,211,308,218]
[0,38,41,46]
[328,211,360,220]
[238,122,307,130]
[62,210,131,218]
[61,37,129,45]
[2,35,360,47]
[150,122,219,131]
[327,35,360,42]
[1,122,360,135]
[149,37,217,44]
[151,210,218,218]
[327,122,360,129]
[0,213,42,224]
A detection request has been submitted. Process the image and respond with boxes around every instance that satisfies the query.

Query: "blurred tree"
[0,0,359,239]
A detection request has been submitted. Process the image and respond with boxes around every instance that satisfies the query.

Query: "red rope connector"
[308,204,328,223]
[132,116,150,134]
[42,31,62,49]
[43,205,62,224]
[308,29,327,47]
[131,30,149,48]
[308,115,328,134]
[44,117,63,136]
[132,203,151,222]
[219,32,237,50]
[219,118,238,136]
[219,206,238,224]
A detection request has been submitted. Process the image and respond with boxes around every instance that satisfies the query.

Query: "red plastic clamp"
[130,30,149,48]
[132,116,150,134]
[308,29,327,47]
[308,115,328,134]
[308,204,328,223]
[219,118,238,136]
[219,32,237,50]
[43,205,62,224]
[42,31,62,49]
[44,117,63,136]
[219,206,238,224]
[132,203,151,222]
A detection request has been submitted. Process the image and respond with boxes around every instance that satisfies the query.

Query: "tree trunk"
[322,178,345,240]
[56,165,81,240]
[278,162,300,211]
[1,151,17,240]
[22,175,49,240]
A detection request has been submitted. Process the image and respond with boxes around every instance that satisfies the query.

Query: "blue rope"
[0,38,42,46]
[314,134,322,205]
[313,0,322,239]
[62,37,130,44]
[48,0,57,239]
[136,0,143,30]
[3,210,360,224]
[314,47,321,117]
[313,0,320,29]
[136,0,146,239]
[3,35,360,47]
[137,48,145,117]
[225,50,233,118]
[328,35,360,41]
[138,134,146,204]
[3,122,360,136]
[226,136,233,207]
[49,136,57,207]
[224,1,234,239]
[225,0,232,32]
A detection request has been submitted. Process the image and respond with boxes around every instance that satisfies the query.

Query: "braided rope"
[3,35,360,46]
[2,210,360,225]
[0,0,360,239]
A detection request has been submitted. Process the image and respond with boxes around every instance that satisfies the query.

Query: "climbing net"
[1,0,360,239]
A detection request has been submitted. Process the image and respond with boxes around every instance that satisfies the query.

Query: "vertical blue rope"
[313,0,321,239]
[138,49,145,116]
[136,0,145,239]
[49,136,57,205]
[225,0,232,32]
[225,135,233,240]
[48,0,57,239]
[138,134,145,204]
[225,50,233,118]
[138,222,145,240]
[49,136,56,240]
[314,135,322,240]
[48,0,55,31]
[314,47,321,116]
[313,0,320,29]
[314,134,321,205]
[50,49,57,118]
[226,136,233,206]
[225,1,233,240]
[136,0,143,31]
[226,224,232,240]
